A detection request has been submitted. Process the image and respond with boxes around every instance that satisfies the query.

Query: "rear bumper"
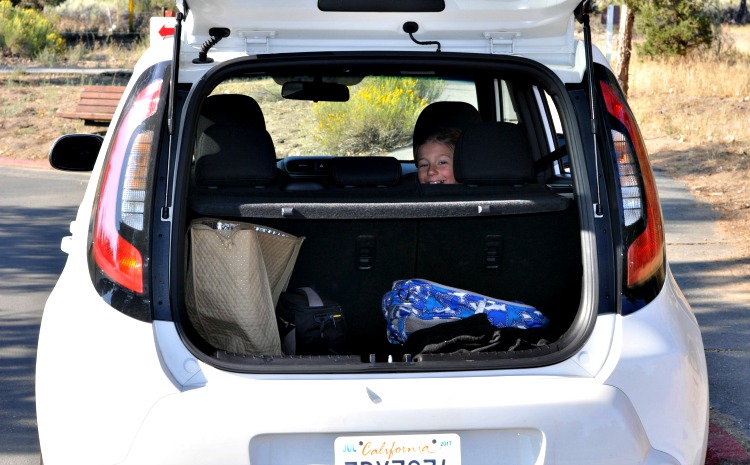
[122,375,679,465]
[122,270,707,465]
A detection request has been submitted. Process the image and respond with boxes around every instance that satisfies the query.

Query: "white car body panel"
[602,270,709,465]
[36,259,178,464]
[167,0,610,84]
[37,128,180,462]
[123,376,675,465]
[180,0,579,58]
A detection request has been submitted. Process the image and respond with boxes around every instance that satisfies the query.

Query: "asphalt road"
[0,166,89,465]
[0,163,747,464]
[656,167,750,461]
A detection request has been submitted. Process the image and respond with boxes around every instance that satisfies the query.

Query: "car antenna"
[193,28,231,64]
[403,21,441,52]
[575,0,604,218]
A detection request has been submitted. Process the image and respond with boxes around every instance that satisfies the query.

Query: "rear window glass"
[210,76,478,160]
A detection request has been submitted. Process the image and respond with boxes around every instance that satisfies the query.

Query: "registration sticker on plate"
[334,433,461,465]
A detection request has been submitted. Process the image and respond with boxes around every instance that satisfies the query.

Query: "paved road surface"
[655,166,750,463]
[0,166,89,465]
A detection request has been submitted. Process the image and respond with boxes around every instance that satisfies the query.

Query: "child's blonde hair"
[414,127,462,164]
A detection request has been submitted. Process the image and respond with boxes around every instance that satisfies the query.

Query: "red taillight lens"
[92,225,144,293]
[92,80,162,294]
[600,80,665,289]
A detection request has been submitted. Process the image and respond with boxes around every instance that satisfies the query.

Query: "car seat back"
[454,122,535,186]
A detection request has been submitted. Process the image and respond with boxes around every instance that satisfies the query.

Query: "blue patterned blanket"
[382,279,548,344]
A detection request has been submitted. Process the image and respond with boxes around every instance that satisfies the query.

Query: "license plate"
[334,433,461,465]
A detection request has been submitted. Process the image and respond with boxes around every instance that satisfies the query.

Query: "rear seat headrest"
[329,157,401,187]
[413,101,482,157]
[198,94,266,134]
[195,125,278,187]
[454,122,535,186]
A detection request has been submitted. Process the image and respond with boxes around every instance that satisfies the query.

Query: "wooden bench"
[58,85,126,124]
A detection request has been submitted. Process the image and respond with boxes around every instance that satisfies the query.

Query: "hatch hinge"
[239,30,277,55]
[484,32,520,54]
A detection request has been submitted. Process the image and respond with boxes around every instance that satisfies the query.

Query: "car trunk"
[181,194,582,367]
[172,52,593,372]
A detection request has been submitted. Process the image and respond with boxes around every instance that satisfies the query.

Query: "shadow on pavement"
[0,205,79,456]
[655,168,750,441]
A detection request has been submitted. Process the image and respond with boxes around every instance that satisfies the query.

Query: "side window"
[496,79,518,123]
[535,86,570,176]
[434,79,478,108]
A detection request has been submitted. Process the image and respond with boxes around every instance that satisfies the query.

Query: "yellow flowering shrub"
[0,1,65,58]
[313,76,444,155]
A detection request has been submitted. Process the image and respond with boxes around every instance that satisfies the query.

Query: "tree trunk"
[738,0,748,24]
[614,4,636,96]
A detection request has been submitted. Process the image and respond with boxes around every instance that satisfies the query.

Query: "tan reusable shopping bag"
[185,218,304,355]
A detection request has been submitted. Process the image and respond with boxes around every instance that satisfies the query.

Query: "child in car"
[415,127,461,184]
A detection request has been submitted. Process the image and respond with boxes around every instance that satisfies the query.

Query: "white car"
[38,1,708,464]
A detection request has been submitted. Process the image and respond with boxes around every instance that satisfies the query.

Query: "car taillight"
[90,63,169,321]
[600,78,665,312]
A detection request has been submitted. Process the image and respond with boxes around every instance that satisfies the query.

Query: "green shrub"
[636,0,716,56]
[313,77,445,155]
[0,0,65,58]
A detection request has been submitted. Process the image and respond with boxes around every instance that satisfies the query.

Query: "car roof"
[176,0,590,82]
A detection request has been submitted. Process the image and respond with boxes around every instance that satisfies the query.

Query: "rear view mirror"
[281,81,350,102]
[48,134,103,172]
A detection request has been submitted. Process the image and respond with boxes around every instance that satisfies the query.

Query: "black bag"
[276,287,347,355]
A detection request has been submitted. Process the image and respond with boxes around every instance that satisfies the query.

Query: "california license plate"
[334,433,461,465]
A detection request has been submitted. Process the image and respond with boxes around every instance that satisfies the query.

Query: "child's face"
[416,141,457,185]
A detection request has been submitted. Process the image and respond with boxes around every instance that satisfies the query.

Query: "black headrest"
[329,157,401,187]
[413,101,482,156]
[197,94,266,135]
[195,125,277,187]
[454,122,535,186]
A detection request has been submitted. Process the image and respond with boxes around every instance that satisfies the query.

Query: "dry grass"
[725,23,750,54]
[623,25,750,255]
[0,41,143,161]
[628,52,750,147]
[0,70,131,162]
[60,40,148,68]
[1,38,147,69]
